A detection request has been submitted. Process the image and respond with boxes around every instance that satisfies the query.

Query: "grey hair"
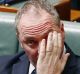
[15,0,60,32]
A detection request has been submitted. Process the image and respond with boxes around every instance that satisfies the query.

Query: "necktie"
[31,69,36,74]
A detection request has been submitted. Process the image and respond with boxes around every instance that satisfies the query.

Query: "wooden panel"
[54,0,71,20]
[71,9,80,21]
[0,6,17,13]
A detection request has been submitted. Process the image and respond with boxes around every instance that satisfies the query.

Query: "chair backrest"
[63,21,80,56]
[0,12,18,55]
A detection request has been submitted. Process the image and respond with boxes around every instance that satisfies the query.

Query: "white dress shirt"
[29,63,35,74]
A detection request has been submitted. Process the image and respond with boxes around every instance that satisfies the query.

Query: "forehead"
[18,9,58,38]
[19,8,53,26]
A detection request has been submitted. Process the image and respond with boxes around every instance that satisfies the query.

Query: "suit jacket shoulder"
[0,51,30,74]
[62,43,80,74]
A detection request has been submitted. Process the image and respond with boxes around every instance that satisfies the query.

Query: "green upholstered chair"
[63,21,80,56]
[0,12,18,55]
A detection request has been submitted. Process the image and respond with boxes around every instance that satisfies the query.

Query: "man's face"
[18,9,64,66]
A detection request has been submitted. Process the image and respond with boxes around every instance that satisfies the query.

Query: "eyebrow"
[25,37,36,41]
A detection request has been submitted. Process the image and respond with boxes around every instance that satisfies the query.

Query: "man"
[0,0,80,74]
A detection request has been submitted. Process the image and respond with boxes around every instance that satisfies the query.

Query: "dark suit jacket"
[0,43,80,74]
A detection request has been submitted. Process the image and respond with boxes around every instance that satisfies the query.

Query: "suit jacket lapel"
[12,53,30,74]
[62,42,77,74]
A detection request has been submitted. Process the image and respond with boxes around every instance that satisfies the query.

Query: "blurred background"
[0,0,80,22]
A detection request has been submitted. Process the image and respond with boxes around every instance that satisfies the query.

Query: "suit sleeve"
[0,55,13,70]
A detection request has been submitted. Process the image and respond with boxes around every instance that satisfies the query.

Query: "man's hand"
[36,31,70,74]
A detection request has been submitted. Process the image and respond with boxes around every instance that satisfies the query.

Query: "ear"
[16,32,23,48]
[60,22,65,50]
[60,22,64,32]
[20,42,23,48]
[60,22,65,39]
[16,32,19,39]
[16,29,19,39]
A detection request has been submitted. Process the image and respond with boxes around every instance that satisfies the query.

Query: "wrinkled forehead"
[18,9,58,37]
[18,19,58,38]
[19,8,53,26]
[19,12,56,29]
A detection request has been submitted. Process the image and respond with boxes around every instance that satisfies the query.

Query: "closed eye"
[24,38,38,48]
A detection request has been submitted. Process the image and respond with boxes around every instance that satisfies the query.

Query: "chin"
[29,54,38,67]
[30,58,38,67]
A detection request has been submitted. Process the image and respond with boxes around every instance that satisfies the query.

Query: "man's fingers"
[57,33,63,58]
[53,31,58,55]
[46,32,53,52]
[58,33,62,48]
[38,39,46,63]
[61,52,70,70]
[45,32,53,61]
